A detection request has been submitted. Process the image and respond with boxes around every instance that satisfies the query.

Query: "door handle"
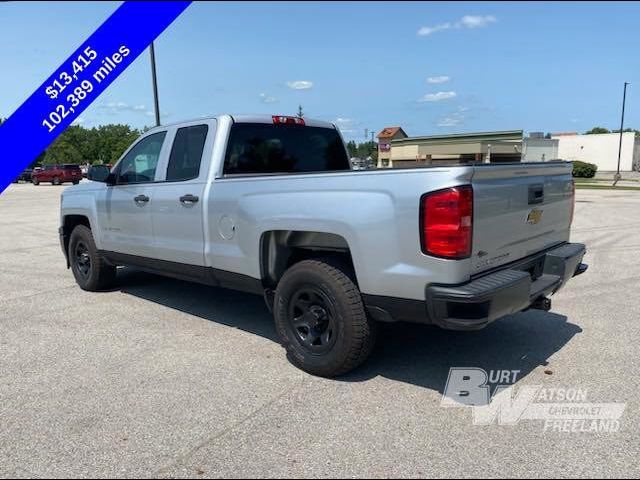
[134,194,149,205]
[179,194,199,205]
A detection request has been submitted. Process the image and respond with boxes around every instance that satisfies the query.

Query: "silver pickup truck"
[59,114,587,376]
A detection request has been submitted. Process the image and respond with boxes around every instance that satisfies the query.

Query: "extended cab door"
[147,121,214,267]
[96,131,168,257]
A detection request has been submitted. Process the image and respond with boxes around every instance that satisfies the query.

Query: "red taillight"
[272,115,305,126]
[421,186,473,259]
[569,180,576,226]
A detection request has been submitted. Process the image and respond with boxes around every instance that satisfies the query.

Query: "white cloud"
[333,117,360,137]
[334,117,355,129]
[427,75,450,84]
[100,102,148,114]
[286,80,314,90]
[98,101,169,120]
[459,15,496,28]
[334,117,353,125]
[418,14,497,36]
[437,114,464,127]
[419,91,457,102]
[144,110,170,118]
[259,93,278,104]
[417,23,451,36]
[437,106,469,127]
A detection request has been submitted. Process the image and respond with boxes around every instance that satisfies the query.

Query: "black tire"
[68,225,116,291]
[73,180,80,185]
[274,259,377,377]
[52,177,61,186]
[32,177,39,186]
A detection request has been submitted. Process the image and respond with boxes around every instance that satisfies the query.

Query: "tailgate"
[470,162,573,275]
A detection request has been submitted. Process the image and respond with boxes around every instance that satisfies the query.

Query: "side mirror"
[87,165,115,185]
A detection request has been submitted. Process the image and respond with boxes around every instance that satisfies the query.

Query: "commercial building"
[376,127,408,168]
[522,132,559,162]
[377,129,523,168]
[551,132,639,172]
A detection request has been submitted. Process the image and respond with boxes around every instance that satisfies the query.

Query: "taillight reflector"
[272,115,305,126]
[421,186,473,259]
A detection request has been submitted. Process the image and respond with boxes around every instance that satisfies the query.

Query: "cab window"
[223,124,350,175]
[166,125,208,182]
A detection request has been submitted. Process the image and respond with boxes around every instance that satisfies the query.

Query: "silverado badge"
[526,208,543,225]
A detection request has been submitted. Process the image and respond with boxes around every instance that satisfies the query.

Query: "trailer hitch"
[530,296,552,312]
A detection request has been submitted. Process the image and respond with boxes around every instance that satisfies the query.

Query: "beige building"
[551,131,638,172]
[378,129,524,168]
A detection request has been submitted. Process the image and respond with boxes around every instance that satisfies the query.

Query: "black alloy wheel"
[74,240,91,278]
[288,286,338,354]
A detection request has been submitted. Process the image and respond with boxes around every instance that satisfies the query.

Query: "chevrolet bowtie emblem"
[527,209,543,225]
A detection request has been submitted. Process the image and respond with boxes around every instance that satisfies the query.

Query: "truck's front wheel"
[274,259,376,377]
[69,225,116,291]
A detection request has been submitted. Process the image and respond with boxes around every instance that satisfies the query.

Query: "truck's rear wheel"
[69,225,116,291]
[274,259,376,377]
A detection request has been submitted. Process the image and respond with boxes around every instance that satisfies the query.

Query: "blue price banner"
[0,1,191,193]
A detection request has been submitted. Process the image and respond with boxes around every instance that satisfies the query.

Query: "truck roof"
[145,114,337,132]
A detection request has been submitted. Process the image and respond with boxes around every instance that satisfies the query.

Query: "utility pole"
[150,42,160,127]
[370,130,375,158]
[613,82,629,186]
[297,105,304,118]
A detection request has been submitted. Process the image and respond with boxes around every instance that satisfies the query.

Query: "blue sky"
[1,1,638,141]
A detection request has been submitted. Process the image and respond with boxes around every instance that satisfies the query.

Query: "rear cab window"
[223,123,350,175]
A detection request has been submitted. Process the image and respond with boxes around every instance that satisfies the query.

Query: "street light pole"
[614,81,629,186]
[149,41,161,127]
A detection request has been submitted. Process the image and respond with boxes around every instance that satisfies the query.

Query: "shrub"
[572,160,598,178]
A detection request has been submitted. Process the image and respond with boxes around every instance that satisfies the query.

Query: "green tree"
[94,124,140,164]
[356,141,378,161]
[41,125,95,164]
[62,125,95,163]
[611,128,640,137]
[346,140,357,158]
[585,127,610,134]
[44,137,83,164]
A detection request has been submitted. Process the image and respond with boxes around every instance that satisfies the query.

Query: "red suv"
[32,164,83,186]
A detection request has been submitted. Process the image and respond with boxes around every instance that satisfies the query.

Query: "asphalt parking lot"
[1,182,639,478]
